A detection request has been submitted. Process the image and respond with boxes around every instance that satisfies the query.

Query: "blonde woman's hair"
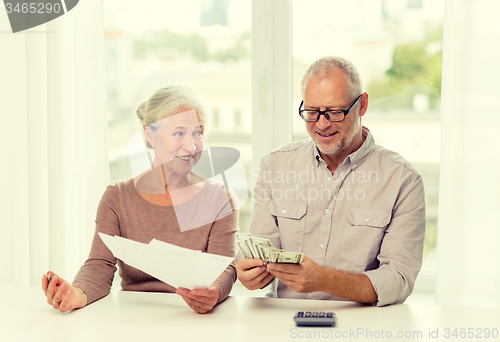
[136,84,206,131]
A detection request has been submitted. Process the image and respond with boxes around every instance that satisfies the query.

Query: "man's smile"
[316,131,339,141]
[318,132,337,137]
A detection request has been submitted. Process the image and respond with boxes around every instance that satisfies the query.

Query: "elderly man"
[236,56,425,306]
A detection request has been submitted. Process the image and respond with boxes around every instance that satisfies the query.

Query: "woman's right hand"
[41,272,87,312]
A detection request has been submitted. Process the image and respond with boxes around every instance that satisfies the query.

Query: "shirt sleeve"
[248,156,282,249]
[363,173,426,306]
[72,185,119,305]
[208,187,239,304]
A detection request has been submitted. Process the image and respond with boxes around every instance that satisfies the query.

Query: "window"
[234,108,242,128]
[292,0,444,294]
[103,0,253,233]
[104,0,441,297]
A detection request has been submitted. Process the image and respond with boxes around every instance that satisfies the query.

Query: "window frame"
[251,0,436,299]
[251,0,292,169]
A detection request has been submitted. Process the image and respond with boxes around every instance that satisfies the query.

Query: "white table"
[1,286,499,342]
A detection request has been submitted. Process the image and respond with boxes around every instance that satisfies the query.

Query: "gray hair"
[300,56,364,100]
[136,84,206,130]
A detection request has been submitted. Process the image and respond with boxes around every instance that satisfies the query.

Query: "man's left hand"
[176,285,220,314]
[266,256,324,293]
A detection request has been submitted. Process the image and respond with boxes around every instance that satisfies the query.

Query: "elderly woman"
[41,85,238,314]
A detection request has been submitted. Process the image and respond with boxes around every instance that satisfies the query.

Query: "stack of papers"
[98,233,234,289]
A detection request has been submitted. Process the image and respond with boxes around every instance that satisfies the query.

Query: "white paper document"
[98,233,234,289]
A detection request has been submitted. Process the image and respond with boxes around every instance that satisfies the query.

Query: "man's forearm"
[319,267,377,304]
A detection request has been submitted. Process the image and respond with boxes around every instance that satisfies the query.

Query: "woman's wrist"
[210,285,222,304]
[73,286,88,308]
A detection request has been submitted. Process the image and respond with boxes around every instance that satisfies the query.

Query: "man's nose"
[315,115,332,131]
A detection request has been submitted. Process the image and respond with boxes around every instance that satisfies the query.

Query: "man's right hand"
[235,258,274,290]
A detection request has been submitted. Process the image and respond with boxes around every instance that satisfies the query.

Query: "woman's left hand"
[176,285,220,314]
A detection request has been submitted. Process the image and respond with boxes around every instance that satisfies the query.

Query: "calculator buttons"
[294,311,336,327]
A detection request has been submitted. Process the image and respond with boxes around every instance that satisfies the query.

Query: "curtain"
[436,0,500,308]
[0,1,108,286]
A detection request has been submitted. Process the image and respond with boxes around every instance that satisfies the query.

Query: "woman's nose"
[182,134,196,153]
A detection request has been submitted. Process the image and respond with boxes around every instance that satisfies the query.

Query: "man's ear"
[143,125,155,148]
[358,92,368,118]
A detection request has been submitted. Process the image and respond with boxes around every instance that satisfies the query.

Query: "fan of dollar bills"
[236,233,304,265]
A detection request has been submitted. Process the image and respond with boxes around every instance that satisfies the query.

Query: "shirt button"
[325,209,330,213]
[320,244,325,249]
[282,210,286,214]
[327,177,332,181]
[365,218,369,223]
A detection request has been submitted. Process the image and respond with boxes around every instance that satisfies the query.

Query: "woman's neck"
[135,164,191,195]
[160,164,191,191]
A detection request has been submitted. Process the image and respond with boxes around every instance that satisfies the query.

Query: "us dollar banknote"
[236,233,303,264]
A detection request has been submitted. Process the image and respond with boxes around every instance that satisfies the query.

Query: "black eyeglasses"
[298,94,363,122]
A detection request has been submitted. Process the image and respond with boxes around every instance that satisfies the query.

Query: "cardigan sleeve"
[72,185,119,305]
[207,187,239,303]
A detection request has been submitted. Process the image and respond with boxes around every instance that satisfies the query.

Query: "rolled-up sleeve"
[364,174,426,306]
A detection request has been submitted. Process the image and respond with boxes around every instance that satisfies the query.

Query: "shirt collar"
[314,146,324,168]
[314,126,375,170]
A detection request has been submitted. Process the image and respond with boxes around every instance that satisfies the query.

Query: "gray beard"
[315,125,358,156]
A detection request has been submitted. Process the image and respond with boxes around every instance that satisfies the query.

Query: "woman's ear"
[143,125,155,149]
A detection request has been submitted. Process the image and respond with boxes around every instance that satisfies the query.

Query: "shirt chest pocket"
[269,200,307,252]
[340,207,391,266]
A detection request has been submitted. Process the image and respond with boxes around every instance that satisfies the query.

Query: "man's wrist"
[316,268,378,304]
[317,266,334,293]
